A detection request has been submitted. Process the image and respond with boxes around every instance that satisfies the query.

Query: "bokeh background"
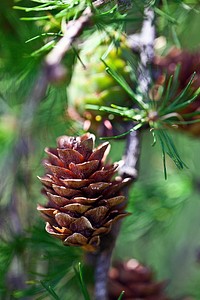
[1,1,200,299]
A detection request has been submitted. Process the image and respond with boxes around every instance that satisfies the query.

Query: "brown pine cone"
[108,259,170,300]
[37,133,130,252]
[154,48,200,90]
[154,48,200,94]
[153,48,200,136]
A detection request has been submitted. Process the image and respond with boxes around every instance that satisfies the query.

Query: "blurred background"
[1,1,200,299]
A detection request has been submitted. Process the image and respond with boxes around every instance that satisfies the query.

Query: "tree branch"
[93,6,155,300]
[128,6,155,94]
[117,0,132,12]
[118,7,155,180]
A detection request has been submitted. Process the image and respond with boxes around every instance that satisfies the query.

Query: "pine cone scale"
[88,142,109,161]
[64,233,88,246]
[99,196,126,208]
[46,192,71,206]
[57,148,84,165]
[72,196,99,205]
[69,160,99,178]
[55,212,76,227]
[45,163,75,179]
[82,182,112,197]
[45,223,71,239]
[60,178,94,188]
[90,165,118,181]
[44,148,64,166]
[84,206,109,225]
[52,184,81,197]
[62,203,91,214]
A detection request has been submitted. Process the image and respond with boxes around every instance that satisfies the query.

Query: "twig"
[138,7,155,94]
[44,8,92,81]
[118,7,155,178]
[118,127,141,180]
[117,0,133,12]
[44,0,106,82]
[94,6,155,300]
[128,6,155,94]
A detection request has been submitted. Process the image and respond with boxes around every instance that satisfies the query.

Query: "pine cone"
[108,259,170,300]
[153,48,200,136]
[154,48,200,94]
[37,133,130,252]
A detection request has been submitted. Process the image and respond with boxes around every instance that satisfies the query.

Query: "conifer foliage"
[1,0,200,300]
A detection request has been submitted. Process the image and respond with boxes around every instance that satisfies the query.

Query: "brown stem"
[93,220,122,300]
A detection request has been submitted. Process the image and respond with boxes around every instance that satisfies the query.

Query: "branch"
[93,6,155,300]
[117,0,133,12]
[119,6,155,179]
[118,127,141,180]
[44,0,106,82]
[128,6,155,94]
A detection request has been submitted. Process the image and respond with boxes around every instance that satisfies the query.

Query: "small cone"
[38,133,130,252]
[108,259,170,300]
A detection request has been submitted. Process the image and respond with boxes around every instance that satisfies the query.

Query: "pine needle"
[101,59,147,109]
[74,263,91,300]
[40,281,60,300]
[117,291,125,300]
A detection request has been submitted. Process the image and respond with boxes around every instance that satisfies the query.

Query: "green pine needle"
[165,72,196,112]
[20,16,50,21]
[100,123,143,140]
[166,94,198,113]
[101,59,148,110]
[74,263,91,300]
[40,281,60,300]
[182,110,200,118]
[85,103,146,121]
[154,128,187,179]
[158,73,174,112]
[158,65,181,113]
[30,40,56,56]
[26,33,62,43]
[117,291,125,300]
[154,6,178,24]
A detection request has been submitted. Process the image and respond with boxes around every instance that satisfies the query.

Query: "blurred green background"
[1,1,200,299]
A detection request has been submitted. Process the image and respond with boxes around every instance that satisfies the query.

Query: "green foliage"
[13,0,142,57]
[87,64,200,176]
[1,0,200,299]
